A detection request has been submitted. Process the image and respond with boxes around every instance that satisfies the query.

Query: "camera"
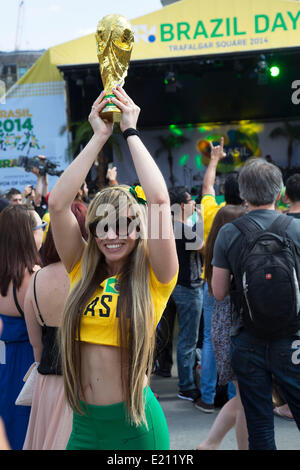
[18,156,63,177]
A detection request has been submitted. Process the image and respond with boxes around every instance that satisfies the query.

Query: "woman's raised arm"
[111,86,178,283]
[49,92,113,272]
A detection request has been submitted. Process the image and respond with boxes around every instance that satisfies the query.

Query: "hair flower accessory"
[129,185,147,205]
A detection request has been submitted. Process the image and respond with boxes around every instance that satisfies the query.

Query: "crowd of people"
[0,86,300,451]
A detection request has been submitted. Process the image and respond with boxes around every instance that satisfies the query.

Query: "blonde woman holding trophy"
[49,86,178,450]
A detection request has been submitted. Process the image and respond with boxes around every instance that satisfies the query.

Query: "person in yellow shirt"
[196,140,243,413]
[49,87,178,450]
[201,138,227,242]
[42,210,50,243]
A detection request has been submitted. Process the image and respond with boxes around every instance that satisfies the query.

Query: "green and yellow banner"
[131,0,300,59]
[10,0,300,87]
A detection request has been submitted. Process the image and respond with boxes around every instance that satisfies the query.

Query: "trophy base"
[100,109,121,123]
[100,96,121,123]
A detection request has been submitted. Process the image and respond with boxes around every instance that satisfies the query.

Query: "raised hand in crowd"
[106,166,118,186]
[209,137,227,162]
[202,137,227,197]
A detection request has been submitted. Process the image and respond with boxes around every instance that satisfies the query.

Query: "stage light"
[169,124,183,136]
[195,155,202,170]
[164,72,176,86]
[255,55,270,85]
[256,55,268,74]
[270,66,280,77]
[164,71,182,93]
[179,154,189,166]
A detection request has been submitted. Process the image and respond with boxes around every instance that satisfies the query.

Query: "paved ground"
[150,374,300,451]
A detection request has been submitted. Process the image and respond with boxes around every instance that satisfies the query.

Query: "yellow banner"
[14,0,300,86]
[131,0,300,60]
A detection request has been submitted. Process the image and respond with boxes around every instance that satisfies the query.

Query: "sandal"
[273,407,294,421]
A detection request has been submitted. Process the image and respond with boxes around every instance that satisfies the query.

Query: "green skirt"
[66,387,170,450]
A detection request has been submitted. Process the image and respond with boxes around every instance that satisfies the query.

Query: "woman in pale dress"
[23,201,87,450]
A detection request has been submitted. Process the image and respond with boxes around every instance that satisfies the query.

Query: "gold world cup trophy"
[96,14,134,122]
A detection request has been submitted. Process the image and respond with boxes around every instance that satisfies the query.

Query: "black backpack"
[230,214,300,340]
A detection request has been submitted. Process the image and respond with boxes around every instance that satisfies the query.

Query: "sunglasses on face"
[89,216,140,238]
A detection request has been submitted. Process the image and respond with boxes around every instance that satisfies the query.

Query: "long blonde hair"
[59,185,155,426]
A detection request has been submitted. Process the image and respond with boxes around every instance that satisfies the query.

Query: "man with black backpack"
[211,158,300,450]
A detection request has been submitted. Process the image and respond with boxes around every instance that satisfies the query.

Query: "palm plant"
[155,133,188,187]
[269,121,300,169]
[60,121,123,162]
[60,121,123,189]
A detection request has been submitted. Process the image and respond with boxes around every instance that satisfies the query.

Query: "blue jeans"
[231,329,300,450]
[173,284,203,391]
[227,381,236,399]
[200,283,217,404]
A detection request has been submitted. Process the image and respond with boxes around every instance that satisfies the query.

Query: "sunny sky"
[1,0,163,52]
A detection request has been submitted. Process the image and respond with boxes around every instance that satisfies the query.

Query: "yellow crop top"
[68,259,178,347]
